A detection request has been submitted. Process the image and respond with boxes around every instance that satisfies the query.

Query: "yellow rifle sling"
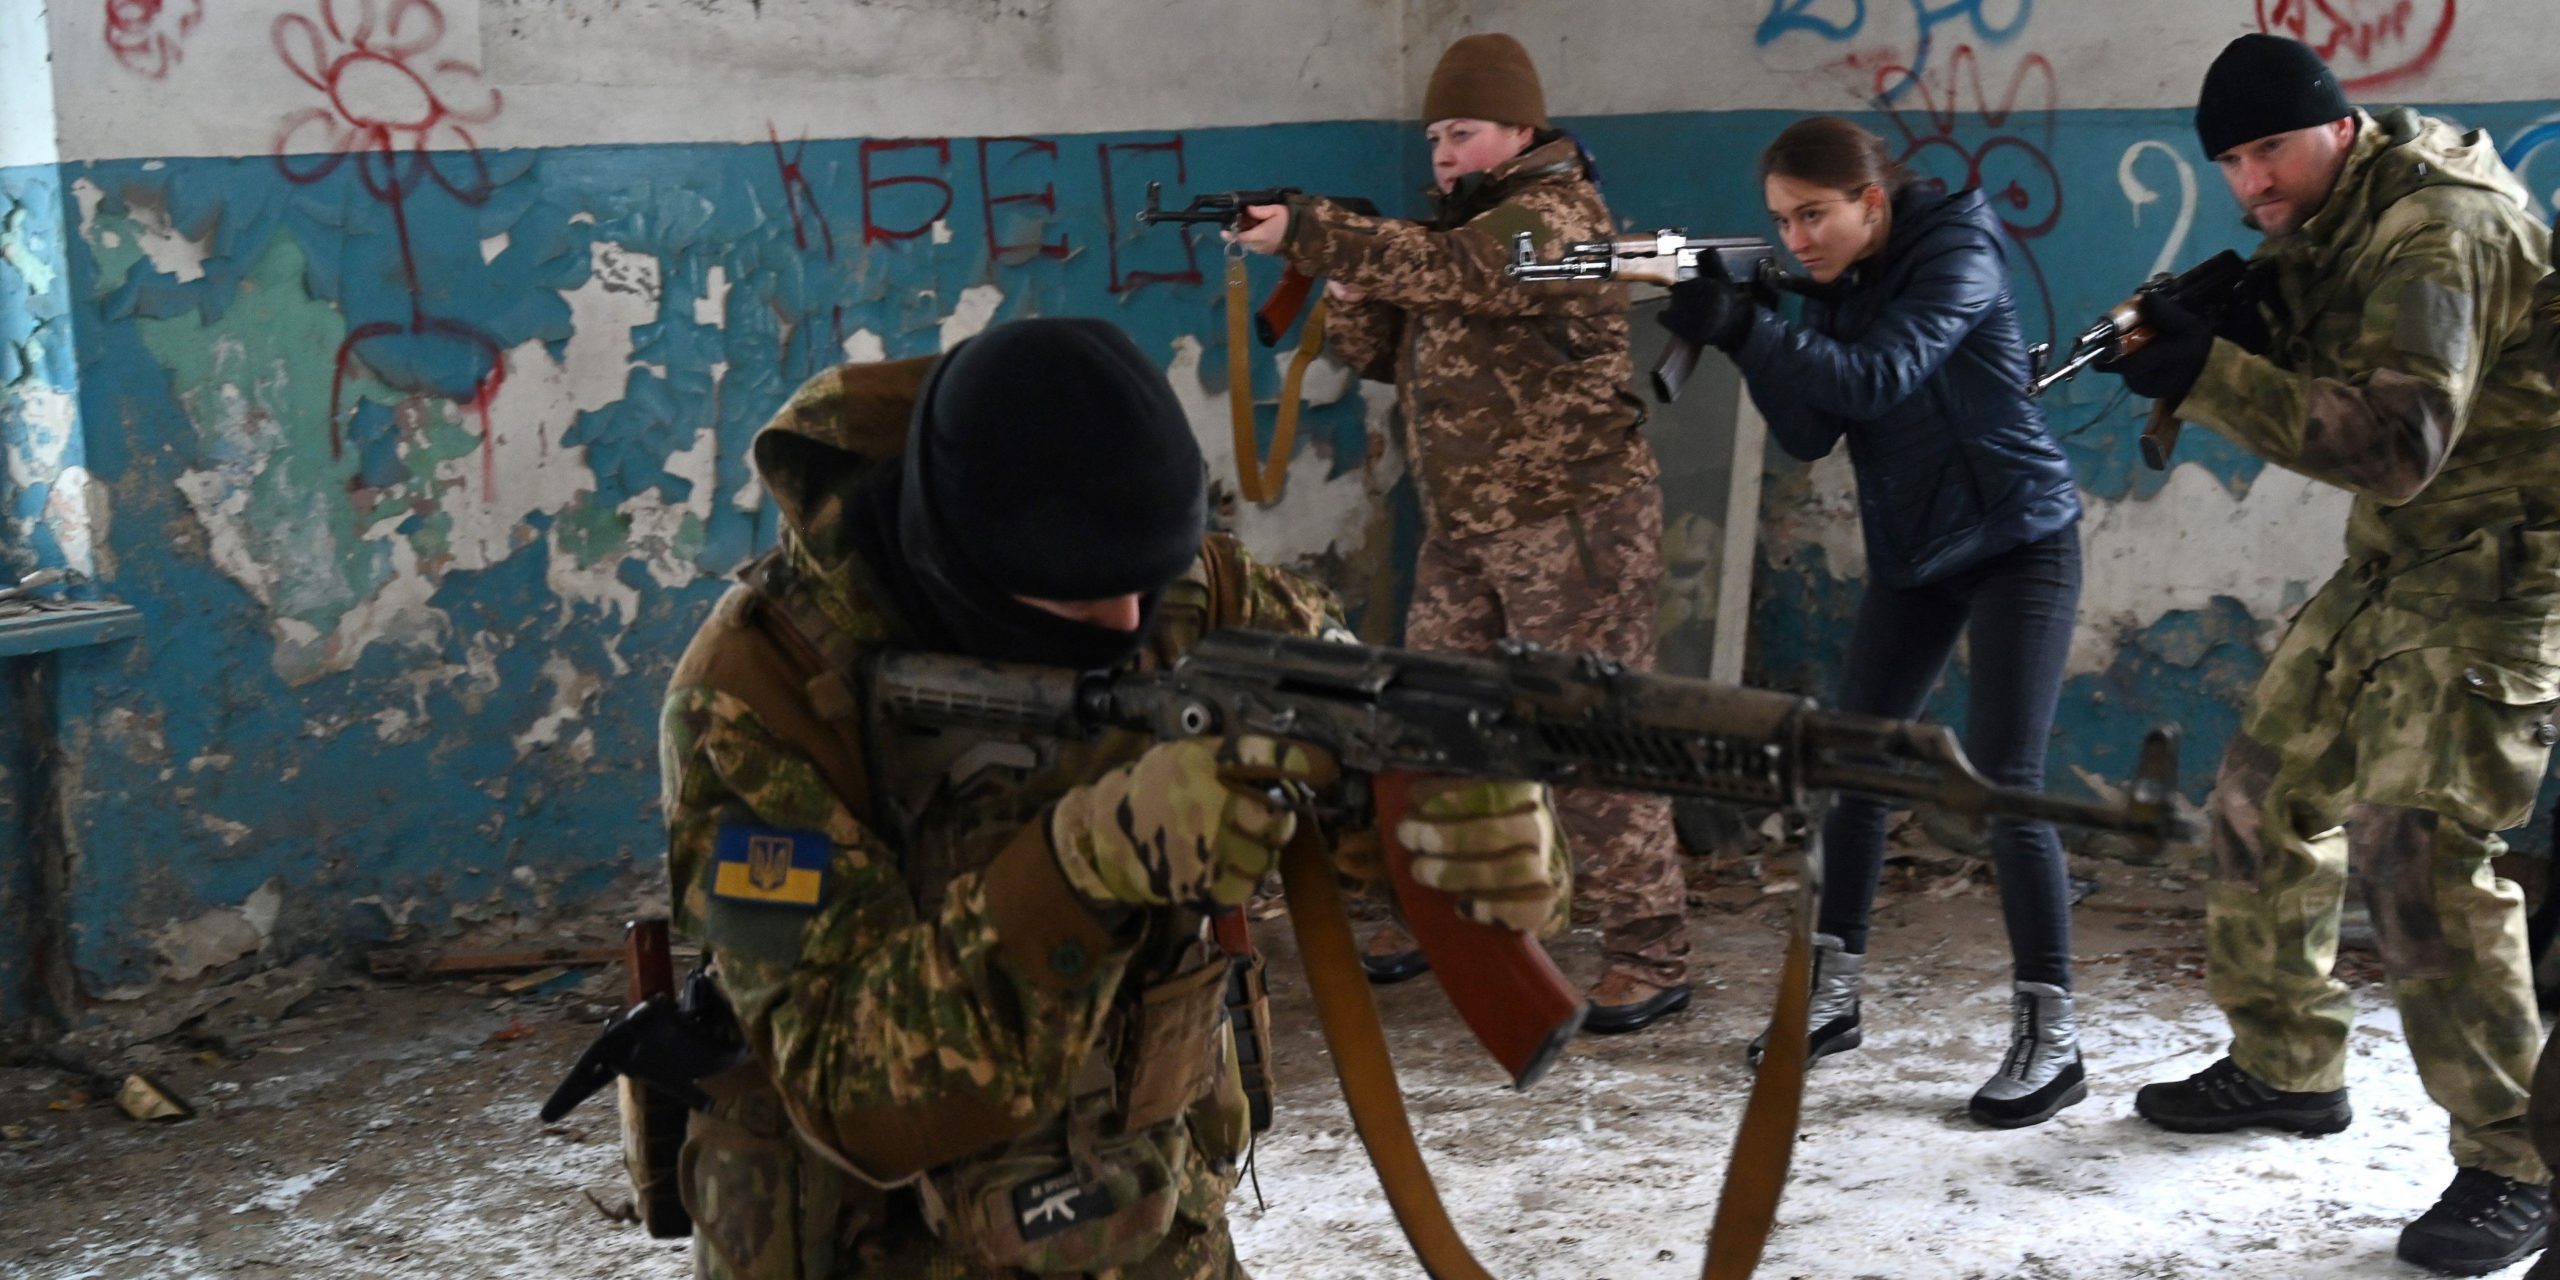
[1224,254,1327,505]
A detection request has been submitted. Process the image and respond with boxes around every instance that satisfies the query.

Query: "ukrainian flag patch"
[710,824,829,909]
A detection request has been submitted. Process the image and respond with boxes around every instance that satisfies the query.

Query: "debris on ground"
[114,1074,193,1123]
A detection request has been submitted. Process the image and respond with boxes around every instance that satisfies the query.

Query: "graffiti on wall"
[105,0,205,79]
[2255,0,2456,92]
[1757,0,2034,103]
[1874,44,2063,343]
[270,0,506,491]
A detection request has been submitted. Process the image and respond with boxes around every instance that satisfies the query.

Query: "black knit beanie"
[2195,34,2351,159]
[908,317,1204,602]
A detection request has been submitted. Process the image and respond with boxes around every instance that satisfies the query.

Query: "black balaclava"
[2194,34,2351,160]
[879,317,1206,671]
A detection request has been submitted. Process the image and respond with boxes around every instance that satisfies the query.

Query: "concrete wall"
[7,0,2560,1011]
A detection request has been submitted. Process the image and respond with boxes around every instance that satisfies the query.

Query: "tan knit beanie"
[1422,33,1549,129]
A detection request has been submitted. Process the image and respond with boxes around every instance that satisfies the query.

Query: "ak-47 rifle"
[874,628,2200,1279]
[1138,182,1384,507]
[1507,229,1808,404]
[1137,182,1381,344]
[2026,250,2249,471]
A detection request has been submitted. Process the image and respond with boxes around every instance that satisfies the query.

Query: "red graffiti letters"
[860,139,956,245]
[978,137,1071,264]
[1878,45,2065,342]
[2257,0,2456,92]
[1098,138,1204,295]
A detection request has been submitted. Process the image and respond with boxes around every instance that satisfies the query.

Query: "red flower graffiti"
[106,0,204,79]
[272,0,500,204]
[269,0,507,493]
[2258,0,2456,92]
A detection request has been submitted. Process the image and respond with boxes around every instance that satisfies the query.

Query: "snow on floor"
[0,866,2542,1279]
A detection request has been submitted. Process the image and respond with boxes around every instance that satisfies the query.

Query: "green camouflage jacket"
[659,358,1339,1277]
[2180,109,2560,663]
[1285,135,1657,542]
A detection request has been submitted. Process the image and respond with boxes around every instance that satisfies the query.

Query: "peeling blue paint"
[14,96,2560,1003]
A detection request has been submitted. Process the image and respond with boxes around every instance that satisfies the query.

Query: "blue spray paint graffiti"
[1757,0,2035,103]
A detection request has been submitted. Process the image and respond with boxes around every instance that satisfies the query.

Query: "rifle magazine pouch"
[933,1122,1184,1272]
[1122,952,1234,1132]
[680,1070,873,1279]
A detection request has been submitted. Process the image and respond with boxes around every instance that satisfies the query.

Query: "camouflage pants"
[2204,575,2555,1184]
[1405,483,1689,985]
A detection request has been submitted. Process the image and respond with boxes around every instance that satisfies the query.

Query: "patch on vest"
[1012,1168,1117,1241]
[710,824,829,909]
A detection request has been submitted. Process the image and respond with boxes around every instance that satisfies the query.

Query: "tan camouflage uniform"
[1283,136,1689,985]
[2175,110,2560,1184]
[659,359,1341,1279]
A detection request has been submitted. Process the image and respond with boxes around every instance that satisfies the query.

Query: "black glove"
[2095,291,2212,407]
[2213,260,2281,356]
[1659,265,1755,353]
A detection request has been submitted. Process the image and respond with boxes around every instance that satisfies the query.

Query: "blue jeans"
[1817,529,2084,987]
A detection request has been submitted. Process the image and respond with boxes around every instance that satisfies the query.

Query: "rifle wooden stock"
[1255,268,1317,346]
[2138,398,2183,471]
[620,919,693,1239]
[627,917,673,1004]
[1373,771,1587,1091]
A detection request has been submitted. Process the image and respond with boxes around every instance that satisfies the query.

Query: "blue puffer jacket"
[1731,184,2081,589]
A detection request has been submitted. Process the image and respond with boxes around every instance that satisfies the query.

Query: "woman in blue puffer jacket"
[1661,115,2087,1129]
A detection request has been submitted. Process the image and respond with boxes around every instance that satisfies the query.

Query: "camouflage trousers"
[1405,483,1689,985]
[2204,574,2556,1184]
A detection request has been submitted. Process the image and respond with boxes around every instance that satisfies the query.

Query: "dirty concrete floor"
[0,853,2542,1279]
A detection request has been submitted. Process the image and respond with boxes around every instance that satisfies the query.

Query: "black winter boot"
[2397,1167,2553,1276]
[2132,1056,2351,1135]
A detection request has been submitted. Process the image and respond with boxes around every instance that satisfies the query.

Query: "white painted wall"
[1,0,61,169]
[40,0,2558,161]
[1418,0,2550,116]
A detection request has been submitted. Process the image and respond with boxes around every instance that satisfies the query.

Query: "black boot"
[2398,1168,2553,1276]
[2133,1056,2351,1135]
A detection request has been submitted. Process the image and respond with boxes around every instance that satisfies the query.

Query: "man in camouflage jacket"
[1229,32,1691,1033]
[658,318,1569,1278]
[2103,35,2560,1276]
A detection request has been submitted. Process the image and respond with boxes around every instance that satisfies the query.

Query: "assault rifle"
[874,628,2197,1090]
[1137,182,1381,344]
[2026,250,2249,471]
[1507,229,1808,403]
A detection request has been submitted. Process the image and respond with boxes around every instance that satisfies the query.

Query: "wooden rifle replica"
[873,630,2202,1278]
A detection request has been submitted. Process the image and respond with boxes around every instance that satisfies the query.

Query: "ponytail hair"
[1757,116,1913,198]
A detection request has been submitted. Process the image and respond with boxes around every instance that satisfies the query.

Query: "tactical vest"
[668,532,1271,1275]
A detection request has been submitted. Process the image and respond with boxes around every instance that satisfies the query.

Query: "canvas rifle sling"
[1224,252,1330,505]
[1281,797,1814,1278]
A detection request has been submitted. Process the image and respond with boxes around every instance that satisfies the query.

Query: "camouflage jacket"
[660,359,1339,1277]
[2180,109,2560,662]
[1284,135,1658,542]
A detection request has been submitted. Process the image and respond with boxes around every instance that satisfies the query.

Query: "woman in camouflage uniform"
[1229,32,1692,1035]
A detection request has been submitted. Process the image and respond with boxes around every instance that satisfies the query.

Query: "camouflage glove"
[1392,778,1570,934]
[1050,735,1334,913]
